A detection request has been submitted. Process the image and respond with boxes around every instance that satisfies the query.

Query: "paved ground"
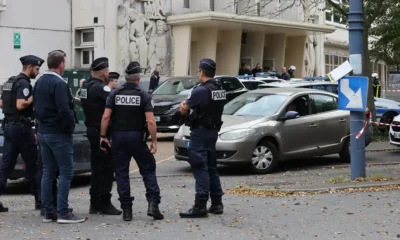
[2,138,400,240]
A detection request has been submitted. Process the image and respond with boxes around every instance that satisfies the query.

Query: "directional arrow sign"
[338,76,368,112]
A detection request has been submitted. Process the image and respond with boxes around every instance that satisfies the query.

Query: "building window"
[325,0,348,25]
[81,30,94,45]
[184,0,189,8]
[81,48,94,68]
[325,54,348,73]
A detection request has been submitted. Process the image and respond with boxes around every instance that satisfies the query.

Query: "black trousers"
[86,127,114,205]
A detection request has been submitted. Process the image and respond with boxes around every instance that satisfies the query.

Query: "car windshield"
[152,77,199,95]
[223,93,288,117]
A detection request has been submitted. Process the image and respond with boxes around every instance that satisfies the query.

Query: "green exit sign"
[14,32,21,50]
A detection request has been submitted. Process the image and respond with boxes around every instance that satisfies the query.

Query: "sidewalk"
[366,141,398,151]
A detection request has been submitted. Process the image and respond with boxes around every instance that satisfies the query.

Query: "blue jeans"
[38,133,73,217]
[188,128,224,202]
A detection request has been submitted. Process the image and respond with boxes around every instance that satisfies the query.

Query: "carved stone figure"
[147,20,172,75]
[139,0,165,19]
[128,9,153,72]
[305,34,317,77]
[117,0,172,76]
[117,0,134,74]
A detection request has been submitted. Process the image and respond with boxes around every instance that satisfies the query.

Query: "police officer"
[107,72,120,90]
[372,73,381,98]
[99,61,163,221]
[179,58,226,218]
[80,57,122,215]
[0,55,44,212]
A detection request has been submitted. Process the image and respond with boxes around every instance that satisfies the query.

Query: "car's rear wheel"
[249,140,279,174]
[339,137,350,162]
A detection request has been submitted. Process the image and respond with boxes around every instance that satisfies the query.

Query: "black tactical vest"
[1,74,33,121]
[80,78,106,128]
[194,79,226,130]
[111,84,146,131]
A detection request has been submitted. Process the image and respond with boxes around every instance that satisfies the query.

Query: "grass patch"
[325,174,396,184]
[372,125,389,142]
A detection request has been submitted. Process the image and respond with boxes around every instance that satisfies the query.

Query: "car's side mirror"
[281,111,299,121]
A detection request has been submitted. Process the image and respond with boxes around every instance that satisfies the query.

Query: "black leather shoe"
[89,204,100,214]
[0,202,8,213]
[208,204,224,214]
[147,202,164,220]
[179,206,208,218]
[99,203,122,215]
[123,208,133,221]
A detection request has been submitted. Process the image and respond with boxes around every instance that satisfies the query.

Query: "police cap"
[125,61,141,74]
[199,58,216,71]
[109,72,120,80]
[20,55,44,67]
[91,57,109,71]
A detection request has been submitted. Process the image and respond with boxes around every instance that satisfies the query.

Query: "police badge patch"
[23,88,30,97]
[103,86,111,92]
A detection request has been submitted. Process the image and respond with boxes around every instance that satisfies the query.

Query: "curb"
[366,149,400,152]
[252,180,400,193]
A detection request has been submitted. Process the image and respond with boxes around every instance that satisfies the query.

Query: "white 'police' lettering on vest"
[115,95,141,106]
[2,83,13,91]
[80,89,87,99]
[211,90,226,100]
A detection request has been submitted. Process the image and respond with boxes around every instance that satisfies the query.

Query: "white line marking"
[129,155,175,175]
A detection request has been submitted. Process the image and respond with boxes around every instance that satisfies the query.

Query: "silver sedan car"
[174,88,370,174]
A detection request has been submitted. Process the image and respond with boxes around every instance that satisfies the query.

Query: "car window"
[310,84,338,94]
[223,93,288,117]
[152,77,199,95]
[242,82,261,90]
[285,95,310,117]
[310,94,338,114]
[220,78,244,92]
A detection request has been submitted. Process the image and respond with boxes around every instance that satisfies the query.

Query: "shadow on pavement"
[4,174,92,195]
[172,155,349,177]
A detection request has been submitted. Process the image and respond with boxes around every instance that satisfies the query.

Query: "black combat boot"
[98,203,122,215]
[147,201,164,220]
[209,196,224,214]
[179,199,208,218]
[89,197,102,214]
[0,202,8,212]
[122,207,133,221]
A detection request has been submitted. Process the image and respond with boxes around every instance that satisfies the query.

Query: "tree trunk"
[363,28,376,121]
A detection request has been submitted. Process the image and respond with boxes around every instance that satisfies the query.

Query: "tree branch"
[326,0,348,18]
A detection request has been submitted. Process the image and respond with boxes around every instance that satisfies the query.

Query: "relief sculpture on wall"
[117,0,172,76]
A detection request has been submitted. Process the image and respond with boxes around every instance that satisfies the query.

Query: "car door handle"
[309,124,318,128]
[339,119,347,123]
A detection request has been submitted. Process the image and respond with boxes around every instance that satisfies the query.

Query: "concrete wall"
[264,34,286,71]
[285,36,306,78]
[0,0,72,83]
[173,25,192,76]
[216,30,241,75]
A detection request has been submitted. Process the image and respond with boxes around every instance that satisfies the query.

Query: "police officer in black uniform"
[99,61,163,221]
[0,55,44,212]
[80,57,122,215]
[179,58,226,218]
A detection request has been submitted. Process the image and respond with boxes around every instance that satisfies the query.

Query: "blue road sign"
[338,76,368,112]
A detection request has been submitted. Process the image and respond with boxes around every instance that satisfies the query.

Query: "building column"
[264,34,286,71]
[194,27,218,63]
[285,35,307,78]
[216,30,242,75]
[172,25,192,76]
[247,32,265,68]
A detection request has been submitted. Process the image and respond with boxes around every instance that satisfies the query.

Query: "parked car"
[259,81,400,126]
[1,100,91,180]
[389,115,400,146]
[174,88,372,174]
[239,79,266,90]
[152,76,248,133]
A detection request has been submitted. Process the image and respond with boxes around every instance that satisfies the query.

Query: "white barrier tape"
[382,90,400,92]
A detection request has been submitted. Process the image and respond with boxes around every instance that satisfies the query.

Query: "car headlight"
[219,129,255,140]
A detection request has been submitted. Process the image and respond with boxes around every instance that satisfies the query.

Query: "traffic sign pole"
[348,0,366,179]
